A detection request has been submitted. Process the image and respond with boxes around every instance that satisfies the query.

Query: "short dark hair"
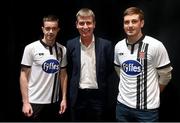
[124,7,144,20]
[42,15,59,26]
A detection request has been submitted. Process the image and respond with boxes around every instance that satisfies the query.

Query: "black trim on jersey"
[131,45,135,54]
[40,39,55,55]
[136,41,149,110]
[21,64,31,68]
[114,63,121,67]
[51,73,58,103]
[136,42,142,109]
[51,43,63,103]
[156,63,171,70]
[55,43,63,63]
[143,44,148,109]
[40,38,55,47]
[61,66,67,69]
[126,35,145,54]
[49,46,53,54]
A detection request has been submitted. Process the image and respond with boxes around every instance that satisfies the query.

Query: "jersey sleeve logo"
[42,59,60,73]
[122,60,142,76]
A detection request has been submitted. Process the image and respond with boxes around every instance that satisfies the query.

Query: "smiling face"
[76,15,95,39]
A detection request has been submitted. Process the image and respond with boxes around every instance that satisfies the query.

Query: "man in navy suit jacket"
[66,8,115,121]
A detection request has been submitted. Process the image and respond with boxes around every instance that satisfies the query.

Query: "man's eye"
[124,21,129,25]
[132,20,138,24]
[79,22,85,26]
[86,22,92,25]
[44,27,58,31]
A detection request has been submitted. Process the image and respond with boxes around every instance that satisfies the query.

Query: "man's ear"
[141,20,144,28]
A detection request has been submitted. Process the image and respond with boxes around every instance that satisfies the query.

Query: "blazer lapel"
[95,37,101,79]
[76,37,81,80]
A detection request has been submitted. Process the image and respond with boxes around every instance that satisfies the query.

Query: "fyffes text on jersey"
[42,59,60,73]
[122,60,142,76]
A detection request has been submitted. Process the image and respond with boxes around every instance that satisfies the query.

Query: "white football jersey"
[21,40,67,104]
[114,35,171,109]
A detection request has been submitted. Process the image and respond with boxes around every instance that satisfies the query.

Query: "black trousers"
[24,102,62,122]
[71,89,106,122]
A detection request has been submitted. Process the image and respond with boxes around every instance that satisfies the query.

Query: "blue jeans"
[116,101,159,122]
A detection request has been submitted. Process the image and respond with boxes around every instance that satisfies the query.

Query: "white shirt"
[21,40,67,104]
[79,36,98,89]
[114,35,171,109]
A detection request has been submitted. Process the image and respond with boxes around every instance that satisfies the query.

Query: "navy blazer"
[66,36,114,107]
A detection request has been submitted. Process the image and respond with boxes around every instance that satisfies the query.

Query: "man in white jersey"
[114,7,173,122]
[19,15,67,121]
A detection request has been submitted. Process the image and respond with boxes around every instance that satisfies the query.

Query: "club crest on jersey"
[122,60,142,76]
[139,52,145,59]
[42,59,60,73]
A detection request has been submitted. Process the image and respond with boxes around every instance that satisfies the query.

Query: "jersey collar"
[126,35,145,46]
